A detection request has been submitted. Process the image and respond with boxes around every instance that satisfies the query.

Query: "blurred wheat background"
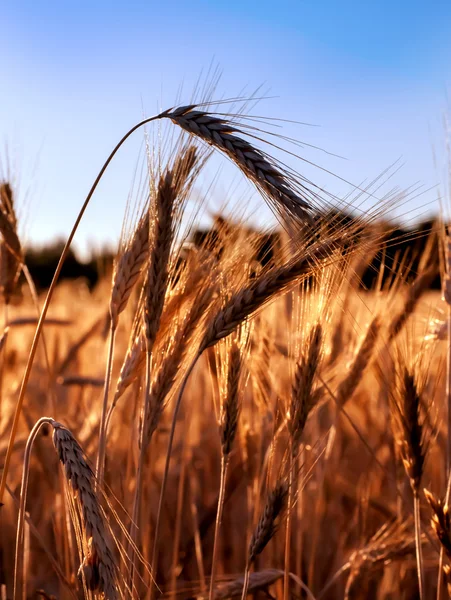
[3,2,451,599]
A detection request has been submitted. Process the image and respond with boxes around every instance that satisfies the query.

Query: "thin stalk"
[150,352,200,599]
[240,565,251,600]
[14,417,54,600]
[0,113,160,505]
[317,563,352,599]
[96,322,117,487]
[414,493,425,600]
[130,348,152,593]
[438,306,451,600]
[0,302,8,425]
[208,454,230,600]
[6,483,77,599]
[189,477,207,595]
[22,265,57,416]
[447,304,451,484]
[283,452,294,600]
[170,419,190,599]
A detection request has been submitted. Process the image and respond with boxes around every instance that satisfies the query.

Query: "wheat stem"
[240,566,251,600]
[208,455,230,600]
[129,348,153,593]
[438,241,451,600]
[96,322,116,488]
[14,417,54,600]
[0,113,160,505]
[283,452,295,600]
[150,352,199,599]
[414,493,425,600]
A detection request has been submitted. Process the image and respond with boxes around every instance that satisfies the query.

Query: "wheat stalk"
[438,235,451,600]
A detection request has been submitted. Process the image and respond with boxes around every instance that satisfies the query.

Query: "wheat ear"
[344,520,418,600]
[106,330,145,430]
[388,266,436,341]
[391,366,427,599]
[240,480,288,600]
[209,341,243,600]
[14,418,118,600]
[201,240,336,351]
[110,208,150,329]
[0,182,22,305]
[335,316,380,406]
[160,105,314,225]
[208,568,284,599]
[425,488,451,600]
[285,324,322,600]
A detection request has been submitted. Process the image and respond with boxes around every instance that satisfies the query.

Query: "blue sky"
[2,1,451,256]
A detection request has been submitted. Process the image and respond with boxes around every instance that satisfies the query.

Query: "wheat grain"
[202,240,336,351]
[160,105,315,225]
[110,208,149,329]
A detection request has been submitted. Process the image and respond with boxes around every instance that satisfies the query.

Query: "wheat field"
[0,103,450,600]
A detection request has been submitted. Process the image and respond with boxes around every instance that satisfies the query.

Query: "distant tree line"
[22,214,442,293]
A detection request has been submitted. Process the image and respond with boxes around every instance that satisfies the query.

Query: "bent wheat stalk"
[0,101,321,504]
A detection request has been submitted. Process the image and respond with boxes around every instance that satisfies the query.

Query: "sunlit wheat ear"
[160,105,315,226]
[52,422,119,600]
[425,489,451,559]
[143,285,213,444]
[220,341,242,456]
[288,323,323,453]
[425,488,451,598]
[390,361,428,599]
[208,569,283,599]
[391,366,427,495]
[209,339,244,600]
[344,520,418,600]
[201,240,337,351]
[109,208,149,329]
[144,145,199,352]
[111,331,145,407]
[248,480,288,565]
[335,316,380,406]
[0,182,23,304]
[388,265,437,341]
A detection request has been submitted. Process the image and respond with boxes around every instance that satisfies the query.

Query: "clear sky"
[2,1,451,256]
